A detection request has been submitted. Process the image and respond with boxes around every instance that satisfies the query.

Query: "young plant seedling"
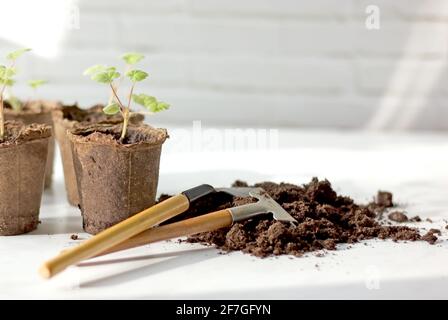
[84,53,169,141]
[28,79,48,92]
[107,52,145,105]
[0,48,31,141]
[6,80,48,113]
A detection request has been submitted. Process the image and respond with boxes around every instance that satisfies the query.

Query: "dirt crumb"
[388,211,409,223]
[376,191,394,208]
[70,234,79,240]
[422,229,440,244]
[428,228,441,236]
[231,180,249,187]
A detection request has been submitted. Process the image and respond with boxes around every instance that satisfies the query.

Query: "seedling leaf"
[122,52,144,65]
[83,64,107,76]
[103,103,120,115]
[28,79,47,89]
[6,48,31,60]
[152,101,170,113]
[132,93,156,109]
[91,67,120,84]
[0,66,16,78]
[132,93,170,113]
[126,69,148,82]
[0,78,15,86]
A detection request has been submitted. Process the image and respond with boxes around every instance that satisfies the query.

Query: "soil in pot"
[0,121,51,235]
[5,100,59,189]
[68,123,168,234]
[52,104,144,206]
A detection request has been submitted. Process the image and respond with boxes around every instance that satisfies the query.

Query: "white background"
[1,0,448,130]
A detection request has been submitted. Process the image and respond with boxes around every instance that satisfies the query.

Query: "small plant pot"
[68,123,168,234]
[5,100,59,189]
[52,104,144,206]
[0,121,51,235]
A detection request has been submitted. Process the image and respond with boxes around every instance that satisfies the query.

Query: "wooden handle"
[98,209,233,256]
[39,194,190,279]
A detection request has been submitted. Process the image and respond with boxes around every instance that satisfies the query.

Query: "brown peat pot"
[68,123,168,234]
[5,100,59,188]
[0,121,51,235]
[52,104,144,206]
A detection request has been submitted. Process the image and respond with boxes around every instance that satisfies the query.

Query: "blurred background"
[1,0,447,130]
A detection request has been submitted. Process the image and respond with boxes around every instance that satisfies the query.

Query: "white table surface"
[1,127,448,299]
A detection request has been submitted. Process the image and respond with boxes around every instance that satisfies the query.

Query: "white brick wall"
[1,0,448,130]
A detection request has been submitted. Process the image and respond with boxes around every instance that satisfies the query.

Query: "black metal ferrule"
[182,184,216,203]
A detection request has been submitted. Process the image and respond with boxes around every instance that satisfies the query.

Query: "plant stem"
[120,83,135,141]
[0,83,8,142]
[0,61,14,141]
[109,83,125,112]
[127,83,135,110]
[120,109,129,141]
[0,95,4,141]
[108,83,117,105]
[108,64,130,104]
[109,82,130,141]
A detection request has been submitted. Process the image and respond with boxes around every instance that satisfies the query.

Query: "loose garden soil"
[161,178,440,257]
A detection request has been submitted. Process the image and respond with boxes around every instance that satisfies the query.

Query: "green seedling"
[28,79,48,90]
[28,79,48,104]
[84,53,169,140]
[106,52,145,105]
[0,48,31,141]
[8,80,48,112]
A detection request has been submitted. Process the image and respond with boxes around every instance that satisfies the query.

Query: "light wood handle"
[39,194,190,279]
[98,209,233,256]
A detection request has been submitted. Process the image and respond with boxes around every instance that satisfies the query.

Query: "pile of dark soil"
[162,178,439,257]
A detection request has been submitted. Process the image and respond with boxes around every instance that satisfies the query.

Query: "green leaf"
[7,96,22,111]
[6,48,31,60]
[126,69,148,82]
[5,67,15,78]
[6,67,16,77]
[132,94,169,113]
[28,79,47,89]
[91,67,120,84]
[0,66,16,78]
[102,103,120,115]
[83,64,107,76]
[122,52,144,65]
[0,78,15,86]
[152,101,170,113]
[132,93,156,108]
